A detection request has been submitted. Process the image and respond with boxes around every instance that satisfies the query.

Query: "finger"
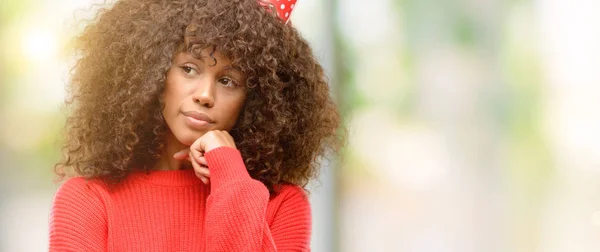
[189,148,204,168]
[194,155,208,167]
[191,158,210,184]
[189,146,204,165]
[190,133,208,156]
[195,166,210,178]
[173,149,190,160]
[196,174,209,184]
[190,155,210,178]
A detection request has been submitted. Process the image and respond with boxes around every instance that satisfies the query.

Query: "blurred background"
[1,0,600,251]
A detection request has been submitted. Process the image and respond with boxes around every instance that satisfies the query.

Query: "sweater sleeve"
[203,147,312,252]
[49,177,107,252]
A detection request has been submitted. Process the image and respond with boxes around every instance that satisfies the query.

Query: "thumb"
[173,149,190,160]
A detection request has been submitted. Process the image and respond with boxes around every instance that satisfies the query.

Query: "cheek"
[231,94,247,120]
[230,91,247,112]
[235,98,246,115]
[163,73,185,111]
[221,94,247,128]
[162,87,174,113]
[162,86,182,123]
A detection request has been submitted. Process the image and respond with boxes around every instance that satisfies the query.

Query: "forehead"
[173,49,245,76]
[176,48,230,63]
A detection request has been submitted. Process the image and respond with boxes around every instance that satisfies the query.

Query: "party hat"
[257,0,298,24]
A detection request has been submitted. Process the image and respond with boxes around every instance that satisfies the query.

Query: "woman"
[49,0,341,251]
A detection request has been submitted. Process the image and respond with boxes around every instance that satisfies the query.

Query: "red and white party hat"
[257,0,298,24]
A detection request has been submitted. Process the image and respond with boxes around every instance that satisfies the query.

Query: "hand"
[173,130,238,184]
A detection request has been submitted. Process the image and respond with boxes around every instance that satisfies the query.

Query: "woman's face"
[162,48,247,146]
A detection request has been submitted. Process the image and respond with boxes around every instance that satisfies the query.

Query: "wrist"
[205,147,251,189]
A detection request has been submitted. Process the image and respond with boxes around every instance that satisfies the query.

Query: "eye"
[218,76,239,88]
[180,65,198,75]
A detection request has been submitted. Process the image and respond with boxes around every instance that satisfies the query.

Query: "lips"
[182,111,214,130]
[182,111,214,123]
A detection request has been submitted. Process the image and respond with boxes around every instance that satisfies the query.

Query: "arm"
[49,177,107,252]
[203,147,311,252]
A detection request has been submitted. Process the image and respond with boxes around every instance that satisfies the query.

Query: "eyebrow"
[180,52,210,65]
[179,52,244,76]
[222,68,246,82]
[222,66,242,73]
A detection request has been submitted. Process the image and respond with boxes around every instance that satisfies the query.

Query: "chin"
[173,130,205,146]
[178,137,195,146]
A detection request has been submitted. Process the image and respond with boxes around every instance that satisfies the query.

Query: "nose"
[192,77,215,108]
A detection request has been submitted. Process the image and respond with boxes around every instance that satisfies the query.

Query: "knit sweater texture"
[49,147,311,251]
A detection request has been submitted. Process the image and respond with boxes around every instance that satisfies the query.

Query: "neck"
[153,131,192,171]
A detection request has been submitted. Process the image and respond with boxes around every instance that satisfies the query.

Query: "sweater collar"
[130,169,204,187]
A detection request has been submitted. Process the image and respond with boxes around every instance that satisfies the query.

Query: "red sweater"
[49,147,311,251]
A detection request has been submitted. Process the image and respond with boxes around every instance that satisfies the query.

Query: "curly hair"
[55,0,342,193]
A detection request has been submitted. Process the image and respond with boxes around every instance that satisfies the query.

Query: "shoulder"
[55,176,107,195]
[266,185,312,228]
[270,184,310,209]
[52,176,108,208]
[49,178,108,249]
[276,184,308,199]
